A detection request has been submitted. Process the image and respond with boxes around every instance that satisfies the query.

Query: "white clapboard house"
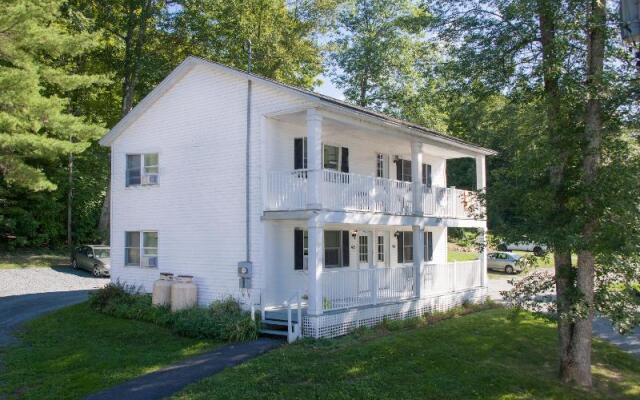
[100,56,496,341]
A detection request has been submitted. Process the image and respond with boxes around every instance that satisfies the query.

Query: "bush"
[89,285,257,342]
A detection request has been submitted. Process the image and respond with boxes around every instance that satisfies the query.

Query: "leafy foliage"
[89,282,258,342]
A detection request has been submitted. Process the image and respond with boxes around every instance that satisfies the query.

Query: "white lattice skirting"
[303,287,488,339]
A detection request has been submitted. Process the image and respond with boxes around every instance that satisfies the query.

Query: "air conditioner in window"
[142,174,159,185]
[143,256,158,268]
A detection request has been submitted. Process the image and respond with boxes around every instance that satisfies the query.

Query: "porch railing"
[265,169,483,219]
[423,260,483,295]
[320,260,483,312]
[321,264,416,311]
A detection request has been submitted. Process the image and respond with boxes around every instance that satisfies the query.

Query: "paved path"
[593,318,640,359]
[0,267,107,297]
[85,338,283,400]
[0,290,90,346]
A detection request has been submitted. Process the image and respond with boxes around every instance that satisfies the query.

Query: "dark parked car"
[72,245,110,277]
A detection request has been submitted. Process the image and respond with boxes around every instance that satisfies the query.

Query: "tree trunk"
[564,0,607,388]
[537,0,591,385]
[98,0,155,241]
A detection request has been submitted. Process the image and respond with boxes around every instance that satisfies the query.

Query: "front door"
[374,232,386,267]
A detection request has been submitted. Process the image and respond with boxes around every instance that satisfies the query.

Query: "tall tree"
[0,0,106,246]
[327,0,444,127]
[429,0,640,387]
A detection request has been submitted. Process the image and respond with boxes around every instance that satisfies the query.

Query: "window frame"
[376,234,385,263]
[323,144,341,171]
[358,234,369,263]
[126,152,159,187]
[124,230,158,268]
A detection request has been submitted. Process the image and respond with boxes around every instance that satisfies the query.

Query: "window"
[377,234,385,262]
[125,231,158,267]
[294,138,307,169]
[323,144,340,170]
[125,231,140,265]
[397,231,413,263]
[359,235,368,263]
[376,153,388,178]
[294,229,349,269]
[424,231,434,262]
[396,159,412,182]
[126,153,159,186]
[422,164,432,187]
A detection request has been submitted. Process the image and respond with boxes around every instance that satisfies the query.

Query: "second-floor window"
[395,159,432,186]
[127,153,159,186]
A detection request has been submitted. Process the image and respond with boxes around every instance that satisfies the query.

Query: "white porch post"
[368,230,377,305]
[307,213,324,316]
[475,155,486,192]
[307,109,322,209]
[479,226,488,289]
[475,155,488,289]
[412,226,424,298]
[411,142,424,216]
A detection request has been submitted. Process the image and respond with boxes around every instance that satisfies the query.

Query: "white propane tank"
[171,275,197,312]
[152,272,174,307]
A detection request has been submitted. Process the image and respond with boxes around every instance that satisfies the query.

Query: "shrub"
[89,285,257,342]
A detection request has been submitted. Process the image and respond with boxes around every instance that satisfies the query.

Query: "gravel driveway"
[0,267,108,297]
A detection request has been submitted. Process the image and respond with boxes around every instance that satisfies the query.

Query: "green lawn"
[0,249,68,269]
[448,250,479,262]
[0,302,219,400]
[174,308,640,400]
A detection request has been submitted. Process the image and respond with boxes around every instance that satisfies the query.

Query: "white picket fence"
[265,169,481,219]
[320,260,482,312]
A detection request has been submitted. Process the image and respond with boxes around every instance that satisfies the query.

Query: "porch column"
[411,142,424,215]
[307,213,324,316]
[475,155,486,191]
[479,226,488,289]
[412,225,424,298]
[307,109,322,209]
[368,231,377,305]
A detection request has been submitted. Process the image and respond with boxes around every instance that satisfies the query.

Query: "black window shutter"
[427,164,432,188]
[341,147,349,173]
[427,231,433,261]
[294,138,303,170]
[342,231,350,267]
[422,164,427,185]
[397,232,404,263]
[294,229,303,270]
[396,159,402,181]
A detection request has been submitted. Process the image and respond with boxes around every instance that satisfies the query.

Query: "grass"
[174,308,640,400]
[0,249,68,269]
[448,250,479,262]
[0,302,219,400]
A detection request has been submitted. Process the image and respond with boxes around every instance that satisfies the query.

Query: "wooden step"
[259,328,289,337]
[261,319,289,327]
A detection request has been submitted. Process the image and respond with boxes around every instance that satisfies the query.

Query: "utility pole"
[68,135,73,263]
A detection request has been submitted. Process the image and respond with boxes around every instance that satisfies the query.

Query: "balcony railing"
[265,169,483,219]
[320,260,482,312]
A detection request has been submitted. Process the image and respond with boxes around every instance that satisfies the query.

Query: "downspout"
[245,40,252,263]
[238,41,253,291]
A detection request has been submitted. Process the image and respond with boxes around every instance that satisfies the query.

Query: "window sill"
[124,265,158,269]
[125,184,160,189]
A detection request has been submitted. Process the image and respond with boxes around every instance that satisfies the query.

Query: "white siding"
[110,64,311,304]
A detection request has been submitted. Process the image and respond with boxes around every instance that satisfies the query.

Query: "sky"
[315,74,345,100]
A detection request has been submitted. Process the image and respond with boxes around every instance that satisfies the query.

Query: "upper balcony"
[262,107,490,222]
[266,169,483,219]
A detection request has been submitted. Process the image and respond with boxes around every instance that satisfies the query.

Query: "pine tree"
[0,0,106,192]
